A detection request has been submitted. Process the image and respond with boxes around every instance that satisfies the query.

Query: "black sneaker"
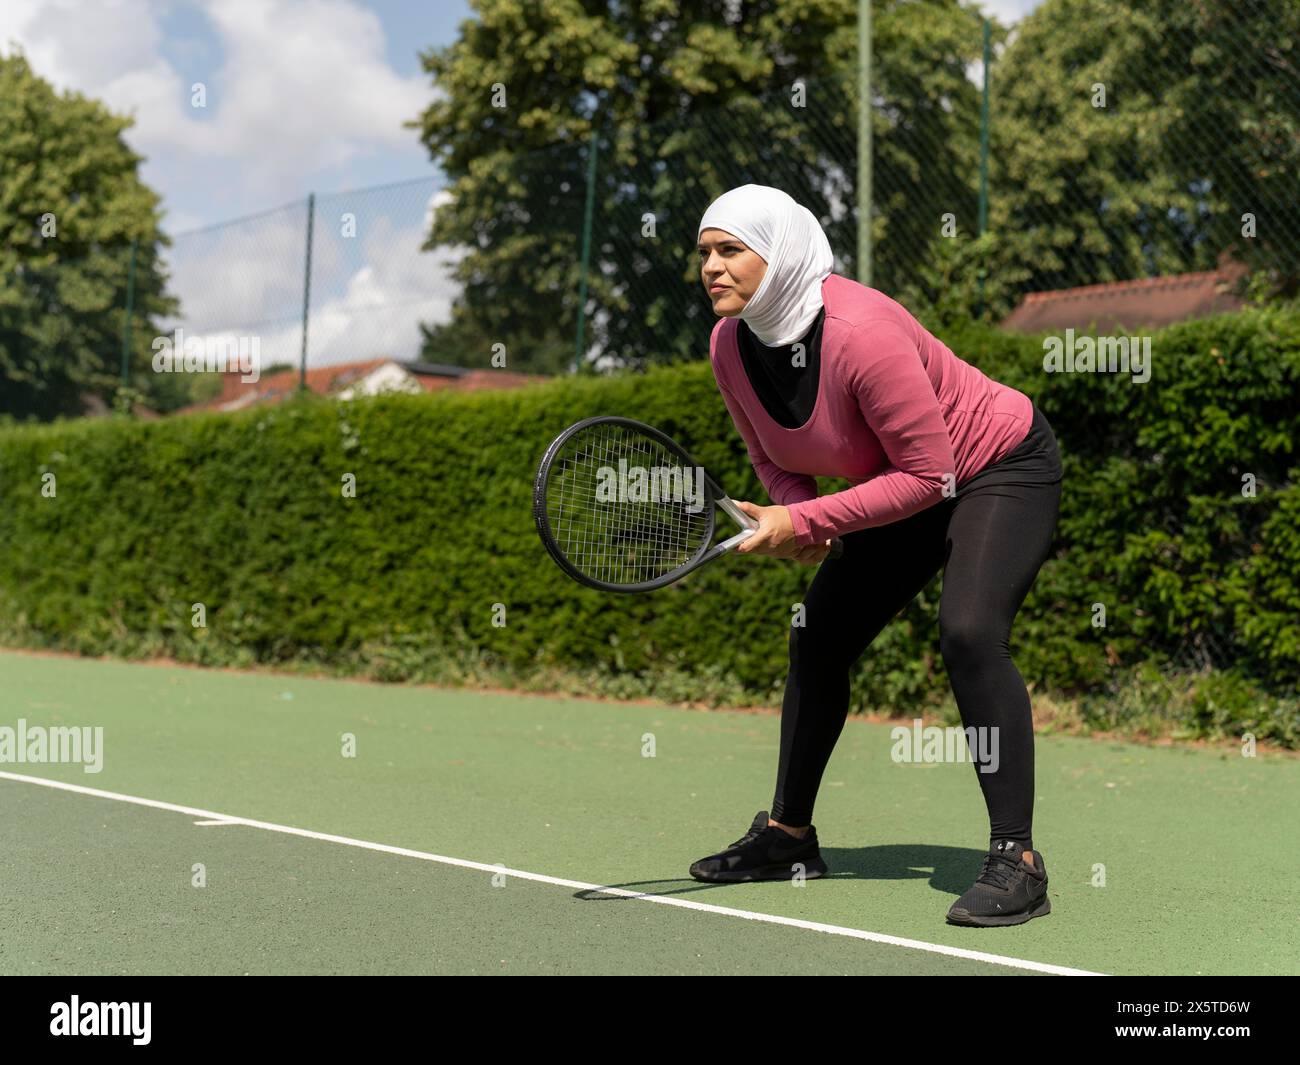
[689,810,829,883]
[946,839,1051,927]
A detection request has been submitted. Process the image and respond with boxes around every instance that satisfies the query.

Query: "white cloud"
[0,0,163,88]
[1,0,431,202]
[4,1,459,370]
[972,0,1044,25]
[158,187,464,369]
[191,0,428,190]
[301,189,465,365]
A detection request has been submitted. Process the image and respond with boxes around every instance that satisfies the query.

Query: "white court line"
[0,770,1103,976]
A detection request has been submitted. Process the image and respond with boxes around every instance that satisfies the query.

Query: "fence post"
[858,0,873,287]
[121,237,138,387]
[978,18,990,317]
[300,192,315,391]
[575,120,600,373]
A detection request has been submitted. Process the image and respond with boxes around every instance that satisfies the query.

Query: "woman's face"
[698,228,766,316]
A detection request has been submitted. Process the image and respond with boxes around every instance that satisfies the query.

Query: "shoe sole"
[946,894,1051,927]
[689,856,829,883]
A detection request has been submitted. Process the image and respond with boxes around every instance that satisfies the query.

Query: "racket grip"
[828,538,844,559]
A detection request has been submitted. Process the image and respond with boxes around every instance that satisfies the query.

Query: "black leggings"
[771,405,1064,851]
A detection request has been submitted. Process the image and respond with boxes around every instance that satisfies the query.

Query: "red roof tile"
[177,358,546,415]
[1001,256,1249,335]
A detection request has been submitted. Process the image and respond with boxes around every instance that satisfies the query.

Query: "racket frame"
[533,415,757,593]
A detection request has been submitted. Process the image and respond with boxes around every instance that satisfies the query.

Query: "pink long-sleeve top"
[709,273,1034,547]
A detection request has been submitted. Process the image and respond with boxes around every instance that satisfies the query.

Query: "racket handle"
[828,538,844,559]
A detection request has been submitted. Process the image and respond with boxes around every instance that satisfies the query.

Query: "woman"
[687,184,1064,928]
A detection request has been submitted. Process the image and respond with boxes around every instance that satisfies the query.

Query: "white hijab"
[697,183,835,347]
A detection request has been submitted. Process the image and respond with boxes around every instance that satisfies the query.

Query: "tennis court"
[2,649,1294,977]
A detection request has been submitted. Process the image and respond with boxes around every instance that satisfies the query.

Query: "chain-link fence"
[563,0,1298,372]
[155,175,457,379]
[53,0,1297,407]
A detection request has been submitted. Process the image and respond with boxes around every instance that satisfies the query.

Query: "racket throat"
[716,528,755,552]
[714,495,758,532]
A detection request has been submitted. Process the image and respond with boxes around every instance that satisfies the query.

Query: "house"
[177,358,545,414]
[1001,252,1249,335]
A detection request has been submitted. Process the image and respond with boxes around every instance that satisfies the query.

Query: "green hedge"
[1,306,1297,746]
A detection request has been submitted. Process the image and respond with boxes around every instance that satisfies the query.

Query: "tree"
[985,0,1300,313]
[408,0,987,373]
[0,49,177,420]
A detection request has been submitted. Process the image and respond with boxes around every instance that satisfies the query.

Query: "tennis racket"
[533,415,842,593]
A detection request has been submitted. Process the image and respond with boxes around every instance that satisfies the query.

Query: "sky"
[0,0,477,232]
[976,0,1043,26]
[0,0,1044,368]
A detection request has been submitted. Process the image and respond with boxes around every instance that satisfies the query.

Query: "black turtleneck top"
[735,306,825,430]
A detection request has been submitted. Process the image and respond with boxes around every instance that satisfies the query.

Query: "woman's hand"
[733,501,833,564]
[791,539,834,565]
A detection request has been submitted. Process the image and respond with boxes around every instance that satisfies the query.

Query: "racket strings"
[546,424,713,585]
[555,430,695,582]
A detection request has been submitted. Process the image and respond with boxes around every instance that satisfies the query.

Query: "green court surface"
[0,650,1295,976]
